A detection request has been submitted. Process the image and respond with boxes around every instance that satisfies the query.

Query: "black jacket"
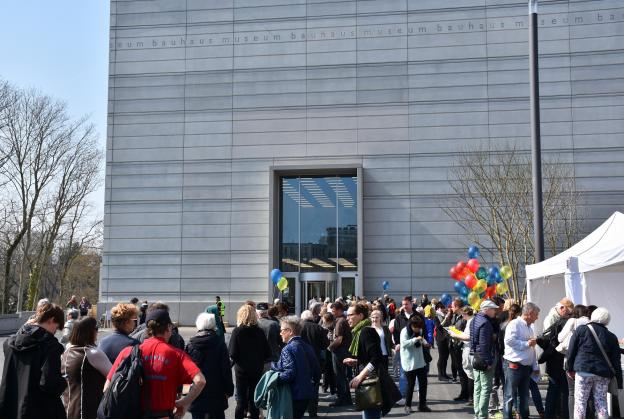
[0,324,67,419]
[229,325,271,377]
[567,322,623,388]
[185,330,234,413]
[538,317,568,377]
[301,319,330,363]
[445,312,466,350]
[356,327,401,416]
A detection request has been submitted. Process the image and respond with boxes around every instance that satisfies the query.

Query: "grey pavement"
[1,328,546,418]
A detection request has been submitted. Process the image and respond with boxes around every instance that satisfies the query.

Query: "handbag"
[354,373,383,411]
[587,324,620,394]
[423,346,433,364]
[472,352,489,371]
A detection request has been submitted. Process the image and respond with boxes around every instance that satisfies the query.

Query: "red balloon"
[485,285,496,298]
[462,267,473,278]
[465,274,477,289]
[449,267,460,280]
[455,261,466,272]
[467,258,480,273]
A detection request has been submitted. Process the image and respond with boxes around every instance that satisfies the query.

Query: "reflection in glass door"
[301,280,336,309]
[307,282,325,302]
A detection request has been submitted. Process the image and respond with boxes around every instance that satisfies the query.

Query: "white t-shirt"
[375,326,388,356]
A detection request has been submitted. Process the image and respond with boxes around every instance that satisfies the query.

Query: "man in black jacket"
[445,298,470,401]
[0,304,67,419]
[434,303,452,381]
[540,312,570,419]
[301,310,330,417]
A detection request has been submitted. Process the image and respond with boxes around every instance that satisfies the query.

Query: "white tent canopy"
[526,211,624,339]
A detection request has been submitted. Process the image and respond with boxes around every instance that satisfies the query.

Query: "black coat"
[0,324,67,419]
[567,322,622,388]
[229,325,271,377]
[356,327,401,416]
[301,319,330,363]
[538,317,568,377]
[185,330,234,413]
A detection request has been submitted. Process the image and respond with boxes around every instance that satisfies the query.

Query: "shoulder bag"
[587,324,619,395]
[354,371,383,411]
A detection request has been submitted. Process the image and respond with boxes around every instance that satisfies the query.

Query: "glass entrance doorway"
[299,272,337,312]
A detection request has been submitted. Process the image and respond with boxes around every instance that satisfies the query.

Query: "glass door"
[299,272,338,313]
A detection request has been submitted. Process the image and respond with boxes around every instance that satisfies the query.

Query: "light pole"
[529,0,544,262]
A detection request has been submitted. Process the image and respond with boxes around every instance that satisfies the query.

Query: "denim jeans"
[332,348,352,404]
[362,408,382,419]
[192,413,225,419]
[530,378,545,413]
[503,360,532,419]
[545,372,568,419]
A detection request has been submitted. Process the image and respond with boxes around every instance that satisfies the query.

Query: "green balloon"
[476,267,487,280]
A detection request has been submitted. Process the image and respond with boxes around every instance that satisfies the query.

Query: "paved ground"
[1,327,546,418]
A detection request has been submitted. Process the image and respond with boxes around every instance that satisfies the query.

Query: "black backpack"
[97,344,145,419]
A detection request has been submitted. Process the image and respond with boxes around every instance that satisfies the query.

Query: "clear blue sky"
[0,1,110,211]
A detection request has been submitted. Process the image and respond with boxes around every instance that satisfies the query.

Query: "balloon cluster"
[448,246,512,311]
[270,268,288,292]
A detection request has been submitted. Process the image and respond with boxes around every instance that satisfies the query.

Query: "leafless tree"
[442,145,582,302]
[0,86,102,313]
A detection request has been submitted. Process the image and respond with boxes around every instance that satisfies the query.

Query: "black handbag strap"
[587,324,615,375]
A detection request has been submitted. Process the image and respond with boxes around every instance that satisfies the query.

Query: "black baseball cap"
[145,309,172,325]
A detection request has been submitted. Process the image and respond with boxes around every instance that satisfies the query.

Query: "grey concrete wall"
[104,0,624,324]
[0,312,35,336]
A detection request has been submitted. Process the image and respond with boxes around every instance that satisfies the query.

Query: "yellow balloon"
[474,279,487,293]
[472,300,482,311]
[277,277,288,291]
[467,291,479,306]
[496,280,508,295]
[500,265,513,280]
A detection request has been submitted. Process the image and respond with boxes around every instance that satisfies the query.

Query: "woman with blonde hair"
[228,304,271,419]
[98,302,139,363]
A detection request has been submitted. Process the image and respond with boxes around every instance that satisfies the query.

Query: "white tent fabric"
[526,211,624,279]
[526,211,624,339]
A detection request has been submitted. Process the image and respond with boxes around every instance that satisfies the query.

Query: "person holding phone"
[400,315,432,414]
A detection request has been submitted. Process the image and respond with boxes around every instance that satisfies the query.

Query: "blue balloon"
[270,268,282,284]
[486,275,497,286]
[468,245,480,259]
[441,293,452,306]
[382,280,390,290]
[495,272,504,283]
[488,266,499,277]
[460,296,469,305]
[454,281,469,296]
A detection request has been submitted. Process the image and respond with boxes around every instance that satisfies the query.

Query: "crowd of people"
[0,293,621,419]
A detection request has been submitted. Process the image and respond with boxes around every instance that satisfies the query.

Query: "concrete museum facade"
[102,0,624,323]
